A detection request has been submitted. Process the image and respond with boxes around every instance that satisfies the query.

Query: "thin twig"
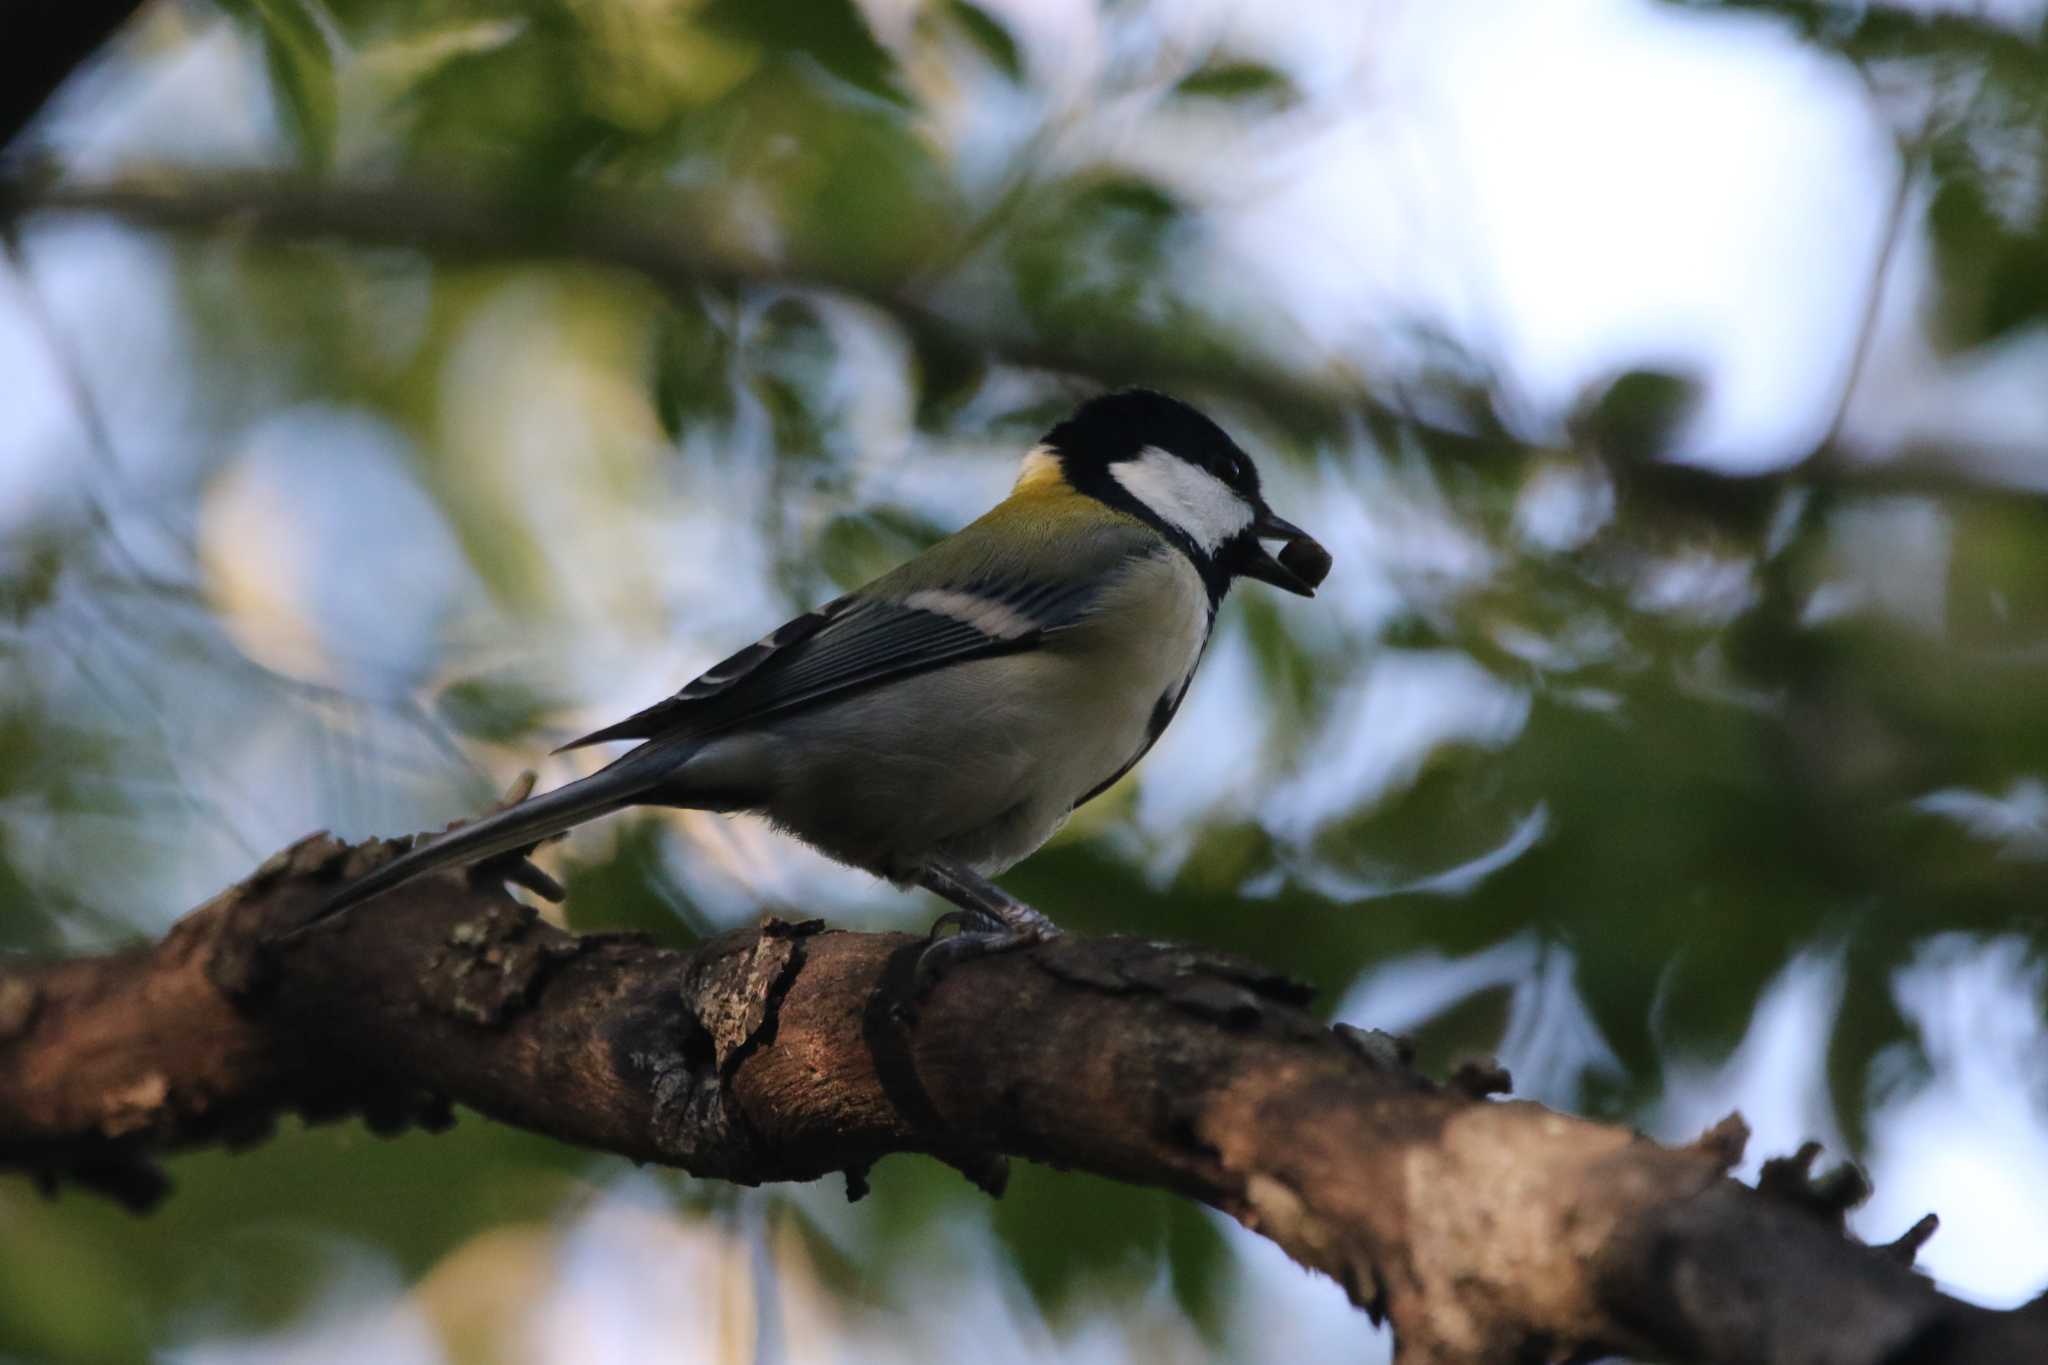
[1815,114,1926,460]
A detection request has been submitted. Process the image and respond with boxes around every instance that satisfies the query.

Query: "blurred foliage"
[946,0,1024,82]
[222,0,340,169]
[0,1118,593,1360]
[5,0,2048,1359]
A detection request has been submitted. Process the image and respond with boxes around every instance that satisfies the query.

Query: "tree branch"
[1,832,2040,1363]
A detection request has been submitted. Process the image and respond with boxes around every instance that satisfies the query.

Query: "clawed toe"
[925,909,987,940]
[907,859,1063,996]
[469,843,565,903]
[913,919,1058,995]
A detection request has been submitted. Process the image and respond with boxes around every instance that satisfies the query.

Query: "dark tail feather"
[310,745,680,926]
[552,713,655,754]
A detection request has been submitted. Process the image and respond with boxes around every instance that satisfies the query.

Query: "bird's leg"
[918,861,1061,937]
[913,860,1060,990]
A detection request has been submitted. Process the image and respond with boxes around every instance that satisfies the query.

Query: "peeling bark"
[0,831,2041,1363]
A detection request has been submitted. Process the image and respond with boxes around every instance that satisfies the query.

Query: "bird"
[311,389,1330,966]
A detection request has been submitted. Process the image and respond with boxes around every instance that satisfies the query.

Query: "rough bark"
[1,832,2040,1363]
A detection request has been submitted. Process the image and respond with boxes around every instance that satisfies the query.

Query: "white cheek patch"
[1110,446,1254,553]
[903,588,1039,640]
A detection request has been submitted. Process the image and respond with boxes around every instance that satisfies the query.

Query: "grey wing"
[556,594,855,750]
[557,573,1127,750]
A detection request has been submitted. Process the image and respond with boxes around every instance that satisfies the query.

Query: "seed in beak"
[1278,537,1332,589]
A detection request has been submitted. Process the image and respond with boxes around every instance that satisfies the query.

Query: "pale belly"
[700,552,1211,880]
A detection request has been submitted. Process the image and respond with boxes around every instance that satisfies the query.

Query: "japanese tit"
[316,389,1328,951]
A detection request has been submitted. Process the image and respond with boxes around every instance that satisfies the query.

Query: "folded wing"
[559,529,1159,751]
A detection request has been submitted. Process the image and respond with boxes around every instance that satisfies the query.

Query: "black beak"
[1237,509,1329,597]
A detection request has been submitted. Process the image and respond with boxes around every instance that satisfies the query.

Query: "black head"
[1037,389,1328,599]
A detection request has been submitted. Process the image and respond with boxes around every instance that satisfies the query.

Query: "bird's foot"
[914,903,1060,995]
[467,773,566,902]
[470,846,565,903]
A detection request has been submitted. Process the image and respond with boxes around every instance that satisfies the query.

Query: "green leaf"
[246,0,340,169]
[352,17,529,104]
[0,535,62,623]
[1072,177,1180,222]
[903,314,989,427]
[1006,175,1221,356]
[816,507,945,588]
[1165,1199,1229,1339]
[1928,172,2048,346]
[399,16,614,180]
[990,1165,1171,1313]
[747,293,841,461]
[697,0,903,105]
[558,817,710,941]
[435,674,559,743]
[652,299,736,440]
[1173,60,1297,107]
[1571,368,1701,463]
[947,0,1023,81]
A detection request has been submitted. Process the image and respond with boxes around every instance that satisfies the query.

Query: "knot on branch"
[1757,1139,1873,1229]
[605,918,825,1182]
[1750,1138,1940,1271]
[610,997,749,1176]
[1447,1055,1513,1100]
[423,900,586,1027]
[1677,1120,1941,1273]
[1879,1213,1940,1267]
[1688,1112,1751,1173]
[690,917,822,1074]
[1333,1022,1414,1070]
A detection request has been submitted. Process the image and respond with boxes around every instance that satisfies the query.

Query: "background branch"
[0,171,1511,451]
[1,832,2040,1364]
[11,170,2024,516]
